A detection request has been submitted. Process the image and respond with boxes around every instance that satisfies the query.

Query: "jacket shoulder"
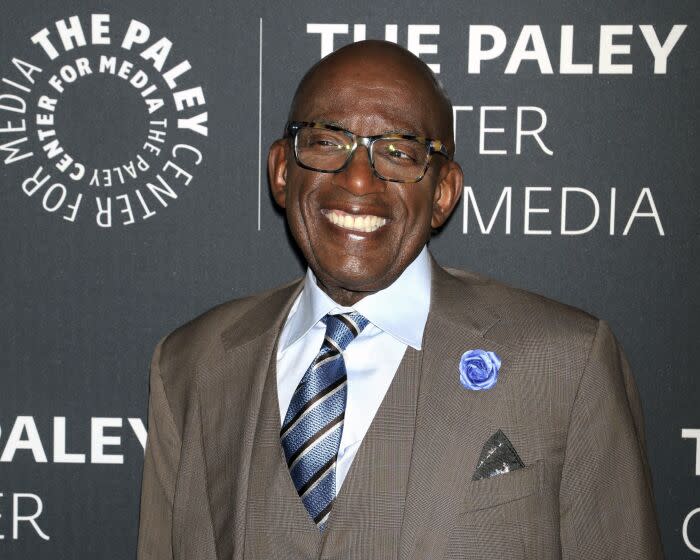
[153,279,301,394]
[443,266,600,350]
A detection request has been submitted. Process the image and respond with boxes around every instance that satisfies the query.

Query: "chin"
[315,262,395,294]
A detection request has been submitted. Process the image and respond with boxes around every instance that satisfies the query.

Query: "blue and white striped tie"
[280,311,369,531]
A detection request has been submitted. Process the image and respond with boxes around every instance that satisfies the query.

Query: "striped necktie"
[280,311,369,531]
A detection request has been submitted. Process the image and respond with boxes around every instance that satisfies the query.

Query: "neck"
[316,280,372,307]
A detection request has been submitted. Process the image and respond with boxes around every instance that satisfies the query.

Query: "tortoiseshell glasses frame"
[286,121,450,183]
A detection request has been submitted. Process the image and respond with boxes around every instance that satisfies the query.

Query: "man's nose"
[333,146,384,195]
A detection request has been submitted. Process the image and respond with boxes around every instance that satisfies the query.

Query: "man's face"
[269,51,462,301]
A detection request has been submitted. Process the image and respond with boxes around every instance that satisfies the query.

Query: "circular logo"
[0,14,207,227]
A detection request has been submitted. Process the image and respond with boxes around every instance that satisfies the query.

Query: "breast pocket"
[460,459,544,514]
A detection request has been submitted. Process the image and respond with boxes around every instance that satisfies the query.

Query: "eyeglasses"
[285,121,450,183]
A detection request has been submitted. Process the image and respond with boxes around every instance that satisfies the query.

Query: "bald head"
[289,40,455,155]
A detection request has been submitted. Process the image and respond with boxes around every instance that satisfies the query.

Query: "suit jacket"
[137,257,663,559]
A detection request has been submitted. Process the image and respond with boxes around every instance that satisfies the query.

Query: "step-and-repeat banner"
[1,1,697,558]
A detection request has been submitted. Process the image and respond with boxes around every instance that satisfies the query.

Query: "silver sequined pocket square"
[472,429,525,481]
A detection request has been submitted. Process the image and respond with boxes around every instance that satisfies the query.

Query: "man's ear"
[268,139,289,208]
[431,160,463,229]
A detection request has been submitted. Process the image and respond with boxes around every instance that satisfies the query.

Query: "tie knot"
[324,312,369,351]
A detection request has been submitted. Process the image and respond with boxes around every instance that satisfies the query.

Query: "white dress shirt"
[276,245,432,495]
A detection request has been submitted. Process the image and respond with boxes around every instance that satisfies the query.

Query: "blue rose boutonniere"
[459,349,501,391]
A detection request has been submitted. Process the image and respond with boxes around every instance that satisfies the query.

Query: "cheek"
[400,190,435,231]
[285,174,320,228]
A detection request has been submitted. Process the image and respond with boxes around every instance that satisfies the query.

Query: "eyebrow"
[314,119,419,137]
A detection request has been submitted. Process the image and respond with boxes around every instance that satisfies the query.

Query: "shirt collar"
[280,245,431,352]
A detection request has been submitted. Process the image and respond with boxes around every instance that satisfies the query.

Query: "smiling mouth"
[321,209,389,233]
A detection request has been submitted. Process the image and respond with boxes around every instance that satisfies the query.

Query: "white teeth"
[324,210,388,232]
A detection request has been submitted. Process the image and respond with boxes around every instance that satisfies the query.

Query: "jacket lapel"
[399,260,521,560]
[196,279,303,560]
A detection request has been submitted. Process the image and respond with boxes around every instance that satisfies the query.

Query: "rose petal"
[459,349,501,391]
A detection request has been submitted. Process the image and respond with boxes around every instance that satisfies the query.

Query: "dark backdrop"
[1,1,698,558]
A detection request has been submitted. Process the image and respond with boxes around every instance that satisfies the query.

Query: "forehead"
[291,63,443,139]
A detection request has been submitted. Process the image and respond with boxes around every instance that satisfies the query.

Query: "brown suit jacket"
[137,257,663,559]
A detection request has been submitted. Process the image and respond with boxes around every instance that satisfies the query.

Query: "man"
[137,40,663,559]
